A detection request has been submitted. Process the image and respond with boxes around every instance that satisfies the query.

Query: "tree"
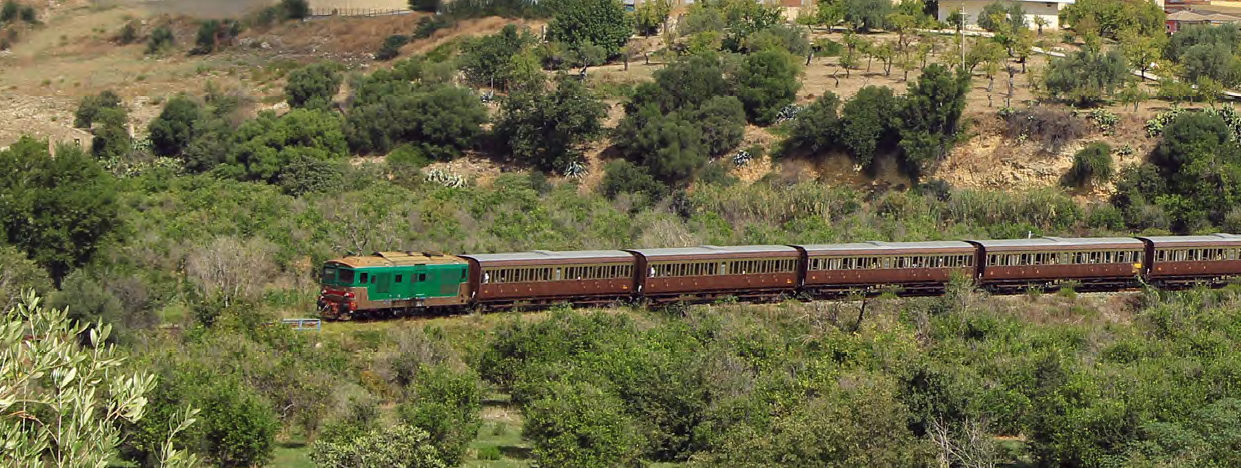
[977,1,1009,33]
[397,365,482,466]
[409,0,437,12]
[841,85,900,168]
[148,95,203,157]
[1118,79,1149,112]
[311,424,447,468]
[197,378,278,468]
[628,54,729,114]
[1044,48,1128,106]
[190,19,242,55]
[494,77,607,173]
[186,236,277,310]
[460,24,537,89]
[898,64,971,178]
[781,91,841,155]
[0,244,52,313]
[545,0,631,57]
[635,0,671,36]
[843,0,892,32]
[599,160,665,202]
[285,62,343,110]
[1065,142,1114,188]
[223,109,349,183]
[1033,15,1048,35]
[146,26,175,55]
[280,0,310,19]
[1060,0,1165,39]
[734,49,801,125]
[91,106,132,160]
[376,34,410,61]
[524,381,641,468]
[0,292,197,468]
[1181,43,1241,88]
[689,95,746,157]
[1119,26,1165,77]
[346,84,488,158]
[614,107,707,184]
[0,139,118,283]
[73,90,123,129]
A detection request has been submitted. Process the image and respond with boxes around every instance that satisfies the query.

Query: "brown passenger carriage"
[1139,234,1241,288]
[626,245,800,303]
[460,250,636,308]
[970,237,1144,292]
[795,241,977,297]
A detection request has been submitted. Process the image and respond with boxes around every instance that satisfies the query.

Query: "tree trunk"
[624,55,629,71]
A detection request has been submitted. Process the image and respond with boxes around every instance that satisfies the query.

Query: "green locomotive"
[318,251,470,319]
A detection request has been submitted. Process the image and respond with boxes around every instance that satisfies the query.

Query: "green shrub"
[734,49,801,126]
[1065,142,1114,188]
[285,61,343,110]
[74,90,123,128]
[376,34,410,61]
[148,95,202,156]
[599,160,665,202]
[524,381,641,468]
[280,0,310,20]
[477,445,502,460]
[191,19,242,55]
[397,365,482,466]
[413,16,453,39]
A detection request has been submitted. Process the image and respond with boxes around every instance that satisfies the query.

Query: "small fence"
[281,318,323,332]
[308,7,412,17]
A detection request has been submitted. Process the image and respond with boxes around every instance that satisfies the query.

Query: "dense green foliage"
[840,85,900,167]
[397,365,483,466]
[1044,49,1129,106]
[734,49,801,125]
[1114,111,1241,232]
[898,64,970,177]
[376,34,410,61]
[145,26,174,55]
[285,62,344,110]
[218,108,349,183]
[544,0,631,57]
[74,90,123,129]
[345,79,488,158]
[1065,142,1114,188]
[460,24,538,89]
[191,19,242,55]
[0,138,118,283]
[1060,0,1165,39]
[148,95,203,157]
[494,77,607,172]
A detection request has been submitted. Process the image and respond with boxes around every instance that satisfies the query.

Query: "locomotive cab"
[318,252,472,320]
[318,262,361,319]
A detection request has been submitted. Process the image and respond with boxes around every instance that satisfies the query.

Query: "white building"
[936,0,1074,30]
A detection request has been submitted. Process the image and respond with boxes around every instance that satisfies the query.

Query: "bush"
[599,160,665,202]
[118,21,138,44]
[1064,142,1114,188]
[90,107,131,160]
[524,381,641,468]
[376,34,410,61]
[734,50,801,126]
[285,62,343,110]
[347,83,487,158]
[898,64,971,178]
[843,0,892,31]
[280,0,310,20]
[459,24,537,89]
[148,95,203,157]
[74,90,123,129]
[689,95,746,157]
[191,19,242,55]
[277,154,346,196]
[494,77,606,173]
[1044,49,1129,106]
[145,26,175,54]
[1002,106,1090,154]
[781,92,841,156]
[413,16,452,39]
[225,109,349,183]
[0,0,15,22]
[0,244,53,313]
[397,365,482,466]
[311,424,446,468]
[198,377,279,468]
[545,0,632,57]
[840,85,900,168]
[614,106,707,184]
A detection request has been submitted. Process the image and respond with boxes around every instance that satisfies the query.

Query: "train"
[316,234,1241,320]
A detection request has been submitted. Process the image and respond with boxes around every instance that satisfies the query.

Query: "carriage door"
[375,273,392,300]
[413,265,430,299]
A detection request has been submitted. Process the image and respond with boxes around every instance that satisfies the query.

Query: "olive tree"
[0,292,198,468]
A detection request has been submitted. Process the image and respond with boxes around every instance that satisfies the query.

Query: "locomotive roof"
[626,245,799,259]
[799,240,975,254]
[330,251,467,268]
[1138,233,1241,247]
[461,250,635,264]
[971,237,1143,251]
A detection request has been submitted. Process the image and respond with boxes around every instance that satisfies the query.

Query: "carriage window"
[395,274,403,283]
[360,272,369,283]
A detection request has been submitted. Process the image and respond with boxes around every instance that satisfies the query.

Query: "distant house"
[936,0,1075,30]
[1166,9,1241,33]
